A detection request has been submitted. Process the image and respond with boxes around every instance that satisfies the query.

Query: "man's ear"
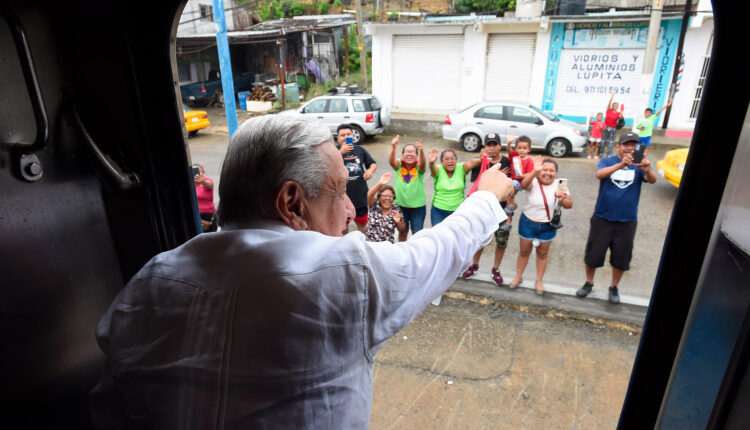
[275,181,309,231]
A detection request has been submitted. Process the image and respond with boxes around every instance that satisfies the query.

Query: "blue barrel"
[237,91,250,110]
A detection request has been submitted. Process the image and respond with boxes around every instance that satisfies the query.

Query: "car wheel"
[546,138,571,158]
[188,130,198,137]
[461,133,481,152]
[350,125,365,145]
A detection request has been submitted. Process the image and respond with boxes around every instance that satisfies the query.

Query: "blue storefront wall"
[542,19,682,125]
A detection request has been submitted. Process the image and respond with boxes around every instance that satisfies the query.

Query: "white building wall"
[368,21,550,114]
[528,28,551,106]
[459,27,488,109]
[178,0,237,36]
[369,16,713,131]
[669,17,714,130]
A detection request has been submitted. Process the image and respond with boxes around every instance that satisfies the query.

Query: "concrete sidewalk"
[370,297,639,429]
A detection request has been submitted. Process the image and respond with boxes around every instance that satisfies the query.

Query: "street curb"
[440,277,647,332]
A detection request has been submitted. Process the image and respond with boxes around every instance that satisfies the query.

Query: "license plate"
[191,117,199,122]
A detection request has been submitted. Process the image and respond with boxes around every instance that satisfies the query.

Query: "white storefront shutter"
[392,35,463,111]
[554,48,645,120]
[484,34,536,101]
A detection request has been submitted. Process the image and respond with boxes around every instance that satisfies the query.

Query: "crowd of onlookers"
[331,87,661,304]
[193,91,662,304]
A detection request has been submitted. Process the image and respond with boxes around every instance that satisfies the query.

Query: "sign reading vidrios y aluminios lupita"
[555,49,644,120]
[542,20,681,125]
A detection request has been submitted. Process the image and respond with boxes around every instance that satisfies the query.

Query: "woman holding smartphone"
[508,156,573,295]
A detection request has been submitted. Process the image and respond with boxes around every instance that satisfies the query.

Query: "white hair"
[218,115,332,226]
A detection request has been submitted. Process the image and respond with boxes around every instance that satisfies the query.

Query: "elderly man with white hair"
[91,116,514,429]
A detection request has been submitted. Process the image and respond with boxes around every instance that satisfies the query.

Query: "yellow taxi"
[184,108,210,136]
[657,147,689,187]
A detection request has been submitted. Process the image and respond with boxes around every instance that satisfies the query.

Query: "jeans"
[430,206,454,226]
[401,205,426,234]
[601,127,617,157]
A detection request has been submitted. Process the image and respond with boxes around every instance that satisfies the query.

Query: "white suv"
[279,94,390,144]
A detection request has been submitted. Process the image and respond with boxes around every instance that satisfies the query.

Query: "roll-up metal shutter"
[484,34,536,101]
[553,48,644,120]
[392,35,463,110]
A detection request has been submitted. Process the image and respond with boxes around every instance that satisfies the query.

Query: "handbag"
[616,116,625,130]
[467,154,490,196]
[538,178,563,229]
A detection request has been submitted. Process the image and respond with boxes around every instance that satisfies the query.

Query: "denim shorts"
[430,205,453,226]
[518,212,557,242]
[401,205,426,234]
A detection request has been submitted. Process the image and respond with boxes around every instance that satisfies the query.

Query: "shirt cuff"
[468,191,508,225]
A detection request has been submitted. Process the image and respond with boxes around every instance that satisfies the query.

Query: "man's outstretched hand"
[477,164,513,203]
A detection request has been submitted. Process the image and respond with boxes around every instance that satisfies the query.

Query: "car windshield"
[459,103,478,113]
[528,104,559,121]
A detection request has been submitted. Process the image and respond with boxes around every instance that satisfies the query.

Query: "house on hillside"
[176,11,355,98]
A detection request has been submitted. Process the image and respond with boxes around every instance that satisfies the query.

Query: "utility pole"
[277,39,286,109]
[640,0,663,117]
[642,0,663,75]
[212,0,237,135]
[662,0,693,128]
[344,25,350,76]
[355,0,368,91]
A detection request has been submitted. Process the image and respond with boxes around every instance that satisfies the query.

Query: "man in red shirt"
[601,89,624,158]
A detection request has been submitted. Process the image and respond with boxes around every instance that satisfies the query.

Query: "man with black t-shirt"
[337,124,377,233]
[461,133,513,286]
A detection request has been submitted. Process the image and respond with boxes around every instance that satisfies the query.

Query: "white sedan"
[442,101,588,157]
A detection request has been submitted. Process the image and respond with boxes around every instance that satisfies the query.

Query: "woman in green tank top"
[428,148,482,226]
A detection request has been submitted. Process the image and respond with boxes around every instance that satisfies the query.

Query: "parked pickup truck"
[180,72,254,106]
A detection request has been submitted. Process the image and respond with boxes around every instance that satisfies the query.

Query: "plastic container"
[237,91,250,110]
[271,83,300,103]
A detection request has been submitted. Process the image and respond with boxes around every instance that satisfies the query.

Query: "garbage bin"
[237,91,250,110]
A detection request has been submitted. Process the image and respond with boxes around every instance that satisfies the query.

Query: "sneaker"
[587,155,592,159]
[576,282,593,297]
[609,286,620,304]
[491,268,504,286]
[503,205,517,215]
[462,264,479,279]
[594,155,600,160]
[498,222,512,232]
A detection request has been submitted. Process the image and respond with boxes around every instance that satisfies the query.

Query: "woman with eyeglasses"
[427,148,482,226]
[365,172,405,243]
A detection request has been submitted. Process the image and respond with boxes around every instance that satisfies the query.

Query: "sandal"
[535,288,545,296]
[508,279,521,289]
[462,264,479,279]
[491,268,503,286]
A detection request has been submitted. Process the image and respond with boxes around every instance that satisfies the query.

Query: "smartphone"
[191,167,200,177]
[633,144,645,164]
[345,137,353,145]
[557,178,568,194]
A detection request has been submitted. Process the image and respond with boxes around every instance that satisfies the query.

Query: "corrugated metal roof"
[177,16,356,40]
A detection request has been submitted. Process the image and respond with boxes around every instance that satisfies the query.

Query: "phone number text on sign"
[565,86,632,95]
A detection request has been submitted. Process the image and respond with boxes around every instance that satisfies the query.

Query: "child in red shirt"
[503,135,534,230]
[587,112,604,160]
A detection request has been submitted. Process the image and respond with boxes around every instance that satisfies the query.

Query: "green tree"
[340,24,369,71]
[316,1,330,14]
[455,0,515,13]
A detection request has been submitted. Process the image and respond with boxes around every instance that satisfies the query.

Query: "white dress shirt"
[91,191,505,429]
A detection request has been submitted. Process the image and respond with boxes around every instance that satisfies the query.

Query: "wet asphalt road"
[187,115,680,300]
